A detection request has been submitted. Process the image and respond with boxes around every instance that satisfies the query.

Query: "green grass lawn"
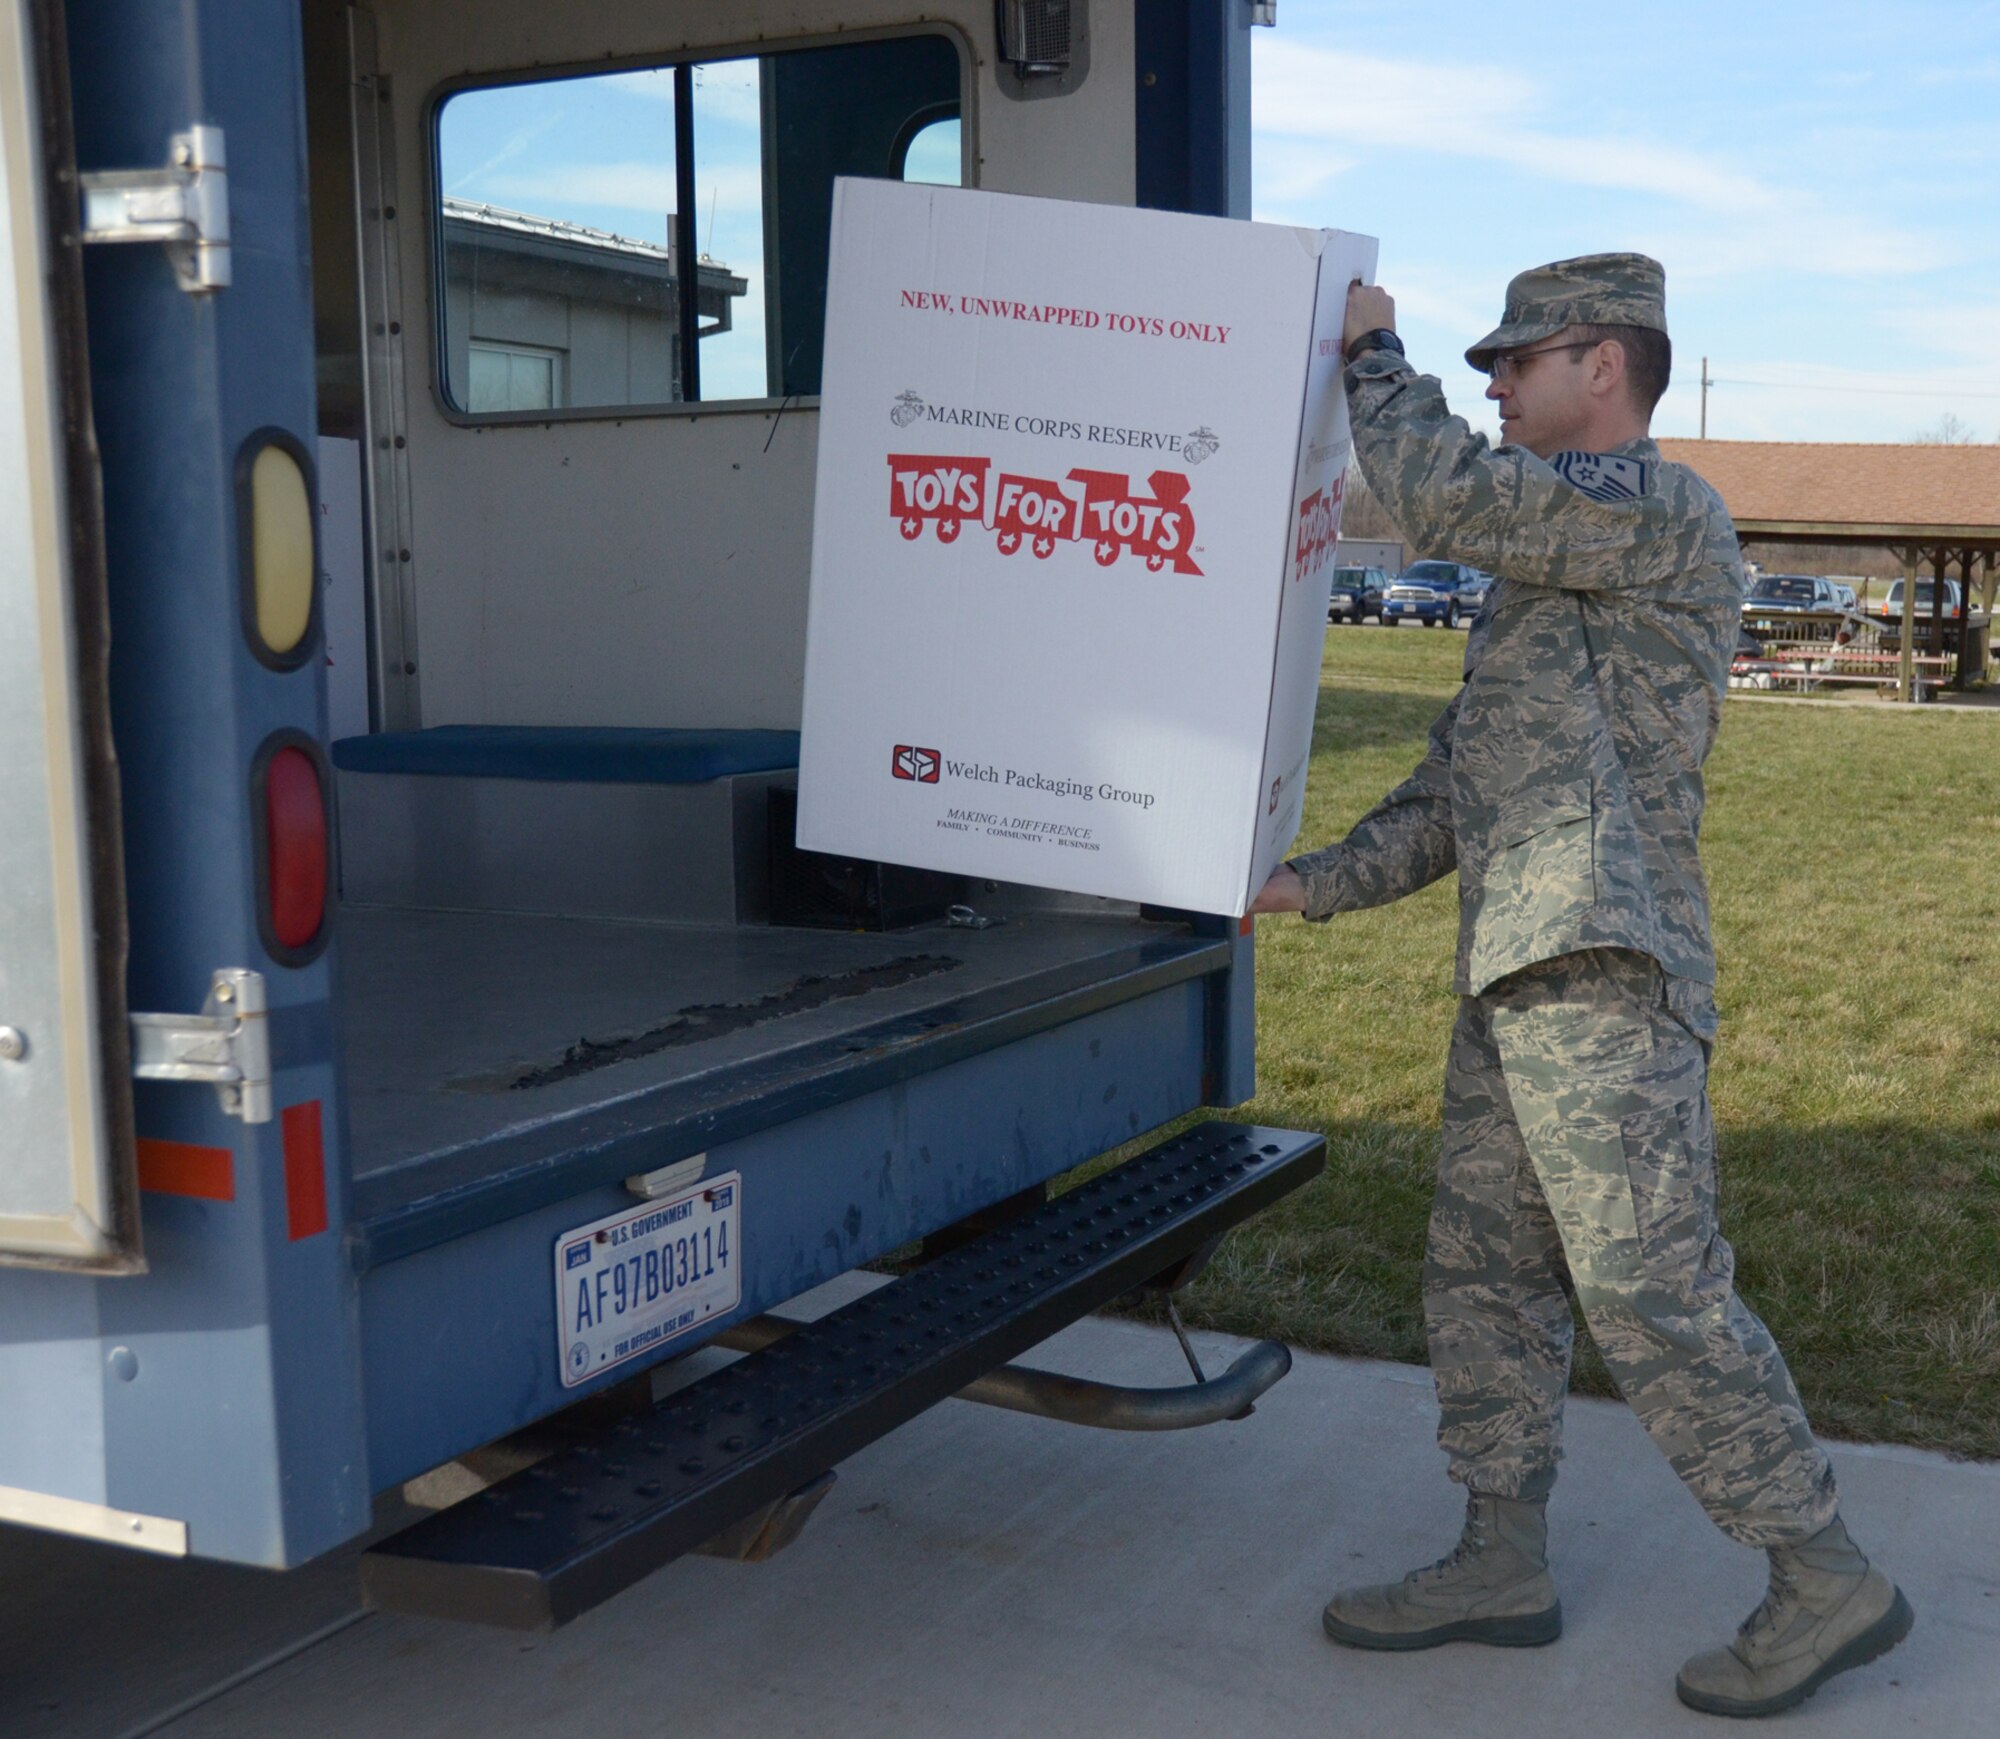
[1140,624,2000,1461]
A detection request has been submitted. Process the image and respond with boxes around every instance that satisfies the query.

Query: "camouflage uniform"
[1288,255,1838,1548]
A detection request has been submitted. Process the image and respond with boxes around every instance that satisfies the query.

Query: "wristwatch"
[1345,328,1405,365]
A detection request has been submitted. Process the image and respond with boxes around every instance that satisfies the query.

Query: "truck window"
[434,35,963,419]
[898,115,961,184]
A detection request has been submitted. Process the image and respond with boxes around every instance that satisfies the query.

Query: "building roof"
[1656,439,2000,542]
[439,197,742,287]
[444,196,675,261]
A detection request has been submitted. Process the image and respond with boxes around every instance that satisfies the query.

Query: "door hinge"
[78,124,230,293]
[130,969,271,1123]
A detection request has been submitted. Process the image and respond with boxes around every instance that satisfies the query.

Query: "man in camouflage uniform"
[1251,255,1913,1717]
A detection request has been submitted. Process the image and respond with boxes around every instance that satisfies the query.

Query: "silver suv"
[1881,577,1963,619]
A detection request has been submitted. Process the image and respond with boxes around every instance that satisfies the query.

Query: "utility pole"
[1700,356,1712,439]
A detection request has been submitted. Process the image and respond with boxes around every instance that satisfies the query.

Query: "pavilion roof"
[1657,439,2000,543]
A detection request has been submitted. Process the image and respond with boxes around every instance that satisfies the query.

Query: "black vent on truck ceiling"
[998,0,1073,72]
[449,956,962,1093]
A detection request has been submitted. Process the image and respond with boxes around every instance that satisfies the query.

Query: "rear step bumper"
[361,1121,1325,1630]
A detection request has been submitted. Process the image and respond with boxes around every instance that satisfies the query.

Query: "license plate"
[554,1174,741,1388]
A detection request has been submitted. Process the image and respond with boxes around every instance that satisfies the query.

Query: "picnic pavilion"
[1659,439,2000,688]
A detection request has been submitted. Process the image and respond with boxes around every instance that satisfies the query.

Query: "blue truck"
[0,0,1322,1628]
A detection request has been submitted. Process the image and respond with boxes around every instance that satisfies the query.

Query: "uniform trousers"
[1425,946,1838,1548]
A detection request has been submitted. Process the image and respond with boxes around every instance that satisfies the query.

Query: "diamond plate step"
[361,1120,1325,1629]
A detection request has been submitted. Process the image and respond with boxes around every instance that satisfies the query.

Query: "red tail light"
[263,744,328,954]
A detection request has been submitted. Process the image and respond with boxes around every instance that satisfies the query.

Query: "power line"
[1710,376,2000,400]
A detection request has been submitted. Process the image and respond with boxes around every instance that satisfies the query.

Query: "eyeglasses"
[1488,341,1588,383]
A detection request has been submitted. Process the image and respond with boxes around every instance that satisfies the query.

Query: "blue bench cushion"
[331,727,801,785]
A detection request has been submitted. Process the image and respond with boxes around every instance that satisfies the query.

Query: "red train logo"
[886,454,1201,575]
[991,473,1076,559]
[889,456,991,545]
[1067,468,1202,575]
[1294,474,1345,583]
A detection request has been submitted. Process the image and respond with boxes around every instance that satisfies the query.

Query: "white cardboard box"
[797,179,1377,916]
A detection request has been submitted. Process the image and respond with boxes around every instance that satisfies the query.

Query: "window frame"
[889,104,962,181]
[425,26,972,430]
[465,338,566,414]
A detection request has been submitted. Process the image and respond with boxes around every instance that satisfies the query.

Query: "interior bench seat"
[332,726,801,926]
[331,726,802,785]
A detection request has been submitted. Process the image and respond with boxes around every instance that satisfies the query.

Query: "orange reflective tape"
[282,1101,328,1240]
[137,1137,235,1202]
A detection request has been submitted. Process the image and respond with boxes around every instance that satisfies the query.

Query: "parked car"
[1742,573,1845,614]
[1880,578,1964,619]
[1827,581,1859,612]
[1327,565,1389,623]
[1382,560,1483,626]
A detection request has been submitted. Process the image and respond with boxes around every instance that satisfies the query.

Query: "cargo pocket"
[1617,1095,1716,1290]
[1472,782,1596,982]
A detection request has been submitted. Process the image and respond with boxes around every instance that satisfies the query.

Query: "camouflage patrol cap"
[1465,252,1667,373]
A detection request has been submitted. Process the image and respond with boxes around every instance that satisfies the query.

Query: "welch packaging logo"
[1294,474,1345,583]
[888,454,1203,575]
[891,745,941,783]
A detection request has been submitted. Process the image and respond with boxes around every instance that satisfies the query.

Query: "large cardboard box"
[797,180,1377,916]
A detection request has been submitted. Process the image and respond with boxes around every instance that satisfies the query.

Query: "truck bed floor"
[336,906,1224,1264]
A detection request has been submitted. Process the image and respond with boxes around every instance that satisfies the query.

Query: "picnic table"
[1753,640,1952,699]
[1736,605,1974,700]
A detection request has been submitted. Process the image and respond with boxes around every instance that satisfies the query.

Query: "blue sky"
[438,7,1998,437]
[1252,0,2000,443]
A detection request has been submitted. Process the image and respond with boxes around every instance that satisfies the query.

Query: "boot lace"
[1737,1562,1800,1653]
[1413,1515,1491,1586]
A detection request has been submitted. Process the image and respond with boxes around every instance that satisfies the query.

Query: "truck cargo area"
[294,0,1228,1266]
[339,902,1232,1266]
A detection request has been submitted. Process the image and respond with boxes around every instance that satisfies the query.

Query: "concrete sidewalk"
[8,1283,1995,1738]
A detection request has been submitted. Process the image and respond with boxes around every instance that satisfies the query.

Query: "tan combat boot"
[1676,1514,1914,1717]
[1322,1493,1562,1650]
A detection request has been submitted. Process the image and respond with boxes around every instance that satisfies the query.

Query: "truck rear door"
[0,0,138,1273]
[0,0,367,1569]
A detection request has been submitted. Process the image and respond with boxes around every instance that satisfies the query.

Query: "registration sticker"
[553,1175,741,1388]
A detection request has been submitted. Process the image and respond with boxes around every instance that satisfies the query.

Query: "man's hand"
[1248,864,1308,916]
[1344,281,1396,354]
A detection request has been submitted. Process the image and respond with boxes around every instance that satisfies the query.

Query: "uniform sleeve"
[1343,350,1682,595]
[1286,690,1459,922]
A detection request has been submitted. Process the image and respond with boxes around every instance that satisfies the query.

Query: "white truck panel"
[368,0,1134,733]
